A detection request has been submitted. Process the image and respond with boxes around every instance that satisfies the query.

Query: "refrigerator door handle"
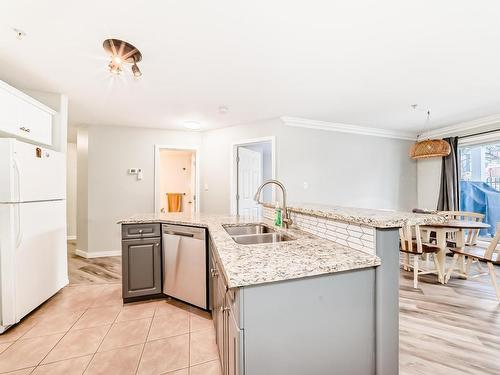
[15,203,22,248]
[13,158,23,247]
[13,158,22,202]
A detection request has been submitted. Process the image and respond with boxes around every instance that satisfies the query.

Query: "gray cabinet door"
[227,307,243,375]
[122,238,161,298]
[214,271,226,371]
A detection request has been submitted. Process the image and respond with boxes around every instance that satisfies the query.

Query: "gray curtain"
[437,137,459,211]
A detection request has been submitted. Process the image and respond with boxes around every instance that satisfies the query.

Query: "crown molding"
[281,116,417,141]
[419,114,500,139]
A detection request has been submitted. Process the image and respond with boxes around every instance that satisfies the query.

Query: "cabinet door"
[122,238,161,298]
[19,101,52,145]
[214,274,226,371]
[0,87,21,135]
[227,307,243,375]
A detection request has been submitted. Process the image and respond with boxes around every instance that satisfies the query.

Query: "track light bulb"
[132,63,142,78]
[108,60,122,75]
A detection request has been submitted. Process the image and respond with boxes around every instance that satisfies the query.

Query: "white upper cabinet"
[0,82,54,146]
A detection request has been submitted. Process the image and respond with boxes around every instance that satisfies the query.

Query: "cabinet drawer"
[122,224,161,239]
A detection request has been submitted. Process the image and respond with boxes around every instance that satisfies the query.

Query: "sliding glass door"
[458,139,500,239]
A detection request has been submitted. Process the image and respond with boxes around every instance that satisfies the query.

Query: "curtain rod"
[458,128,500,139]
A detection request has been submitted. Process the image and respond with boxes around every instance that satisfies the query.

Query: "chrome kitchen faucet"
[253,179,293,229]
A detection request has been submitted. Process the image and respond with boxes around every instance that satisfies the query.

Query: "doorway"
[230,137,276,216]
[155,146,199,214]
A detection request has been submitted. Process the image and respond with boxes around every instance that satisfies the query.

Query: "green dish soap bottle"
[274,202,282,227]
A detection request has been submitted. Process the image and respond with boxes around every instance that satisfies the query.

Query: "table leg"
[456,229,467,279]
[436,230,446,284]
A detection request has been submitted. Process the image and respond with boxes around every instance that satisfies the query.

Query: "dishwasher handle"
[162,224,206,241]
[164,230,194,238]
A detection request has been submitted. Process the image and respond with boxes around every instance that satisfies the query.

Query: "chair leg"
[466,256,473,277]
[433,254,443,284]
[476,259,484,273]
[486,262,500,302]
[404,253,409,271]
[445,253,459,283]
[413,255,419,289]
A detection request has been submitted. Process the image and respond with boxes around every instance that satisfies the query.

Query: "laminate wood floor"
[66,244,499,374]
[400,261,500,375]
[67,241,121,285]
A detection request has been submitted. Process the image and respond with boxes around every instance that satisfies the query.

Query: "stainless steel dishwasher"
[162,224,207,309]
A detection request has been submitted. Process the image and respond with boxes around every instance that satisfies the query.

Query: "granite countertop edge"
[262,203,448,228]
[118,214,381,289]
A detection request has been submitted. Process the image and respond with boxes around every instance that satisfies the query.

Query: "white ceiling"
[1,0,500,140]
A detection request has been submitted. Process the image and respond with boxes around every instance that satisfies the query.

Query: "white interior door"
[237,147,262,216]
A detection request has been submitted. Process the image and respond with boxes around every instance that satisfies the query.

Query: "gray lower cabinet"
[211,244,243,375]
[122,232,162,299]
[210,239,377,375]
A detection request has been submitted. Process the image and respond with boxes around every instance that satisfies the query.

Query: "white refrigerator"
[0,138,68,332]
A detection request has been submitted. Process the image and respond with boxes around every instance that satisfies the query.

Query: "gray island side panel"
[242,268,376,375]
[375,228,400,375]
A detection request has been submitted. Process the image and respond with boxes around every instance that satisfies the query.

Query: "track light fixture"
[103,39,143,78]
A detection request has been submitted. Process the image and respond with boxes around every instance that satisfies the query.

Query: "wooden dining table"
[421,220,491,284]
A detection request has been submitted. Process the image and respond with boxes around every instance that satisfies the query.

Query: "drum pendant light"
[409,110,451,159]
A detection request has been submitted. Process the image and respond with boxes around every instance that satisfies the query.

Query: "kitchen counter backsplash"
[263,206,376,254]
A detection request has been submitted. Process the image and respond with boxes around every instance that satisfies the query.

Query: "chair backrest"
[484,223,500,260]
[399,224,423,254]
[440,210,485,245]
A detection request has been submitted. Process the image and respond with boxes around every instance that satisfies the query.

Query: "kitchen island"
[119,207,444,375]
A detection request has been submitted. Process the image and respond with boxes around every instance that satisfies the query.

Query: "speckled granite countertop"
[118,213,381,288]
[264,202,447,228]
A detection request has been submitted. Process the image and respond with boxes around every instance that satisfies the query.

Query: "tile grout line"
[133,302,158,375]
[81,296,125,375]
[33,305,90,371]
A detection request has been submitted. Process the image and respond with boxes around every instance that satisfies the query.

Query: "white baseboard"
[67,235,77,241]
[75,249,121,259]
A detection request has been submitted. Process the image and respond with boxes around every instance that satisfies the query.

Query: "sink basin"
[223,223,275,236]
[231,233,294,245]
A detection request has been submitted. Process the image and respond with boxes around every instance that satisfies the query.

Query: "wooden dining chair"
[440,211,485,246]
[445,223,500,301]
[399,224,444,289]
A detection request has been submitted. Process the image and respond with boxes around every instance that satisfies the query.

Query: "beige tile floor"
[0,283,222,375]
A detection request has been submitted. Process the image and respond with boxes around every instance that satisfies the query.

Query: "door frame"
[229,136,276,215]
[154,144,200,214]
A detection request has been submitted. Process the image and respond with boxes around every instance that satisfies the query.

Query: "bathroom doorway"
[154,145,199,214]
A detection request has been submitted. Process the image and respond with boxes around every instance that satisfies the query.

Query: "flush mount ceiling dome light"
[184,121,201,130]
[103,39,142,78]
[409,108,451,159]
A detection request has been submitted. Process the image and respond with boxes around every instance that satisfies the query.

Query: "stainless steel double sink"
[223,223,294,245]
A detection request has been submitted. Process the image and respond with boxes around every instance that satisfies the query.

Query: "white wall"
[77,125,201,256]
[76,127,89,253]
[201,118,418,214]
[66,142,77,239]
[77,119,417,256]
[417,158,442,210]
